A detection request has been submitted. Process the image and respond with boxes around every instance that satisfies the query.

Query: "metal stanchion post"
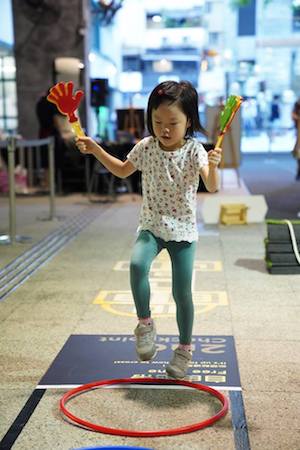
[36,136,63,221]
[0,137,31,245]
[0,137,16,244]
[48,137,56,220]
[8,136,16,243]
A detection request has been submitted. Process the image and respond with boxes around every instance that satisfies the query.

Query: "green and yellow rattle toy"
[47,81,85,137]
[215,95,243,148]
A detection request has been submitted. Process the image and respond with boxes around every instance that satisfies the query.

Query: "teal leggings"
[130,230,197,345]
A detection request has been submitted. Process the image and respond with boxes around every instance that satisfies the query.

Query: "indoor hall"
[1,1,300,450]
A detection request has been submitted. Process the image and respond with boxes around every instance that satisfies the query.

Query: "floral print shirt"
[127,136,208,242]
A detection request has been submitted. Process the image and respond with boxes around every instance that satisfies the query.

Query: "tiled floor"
[0,181,299,450]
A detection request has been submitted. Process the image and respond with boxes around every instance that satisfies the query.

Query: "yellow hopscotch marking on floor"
[94,250,224,316]
[113,260,222,272]
[93,290,228,317]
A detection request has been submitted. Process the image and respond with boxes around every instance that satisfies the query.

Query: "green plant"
[231,0,273,7]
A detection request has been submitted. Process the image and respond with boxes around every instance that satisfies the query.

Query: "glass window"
[146,8,203,29]
[3,56,16,80]
[292,1,300,32]
[0,96,3,116]
[0,55,18,133]
[4,81,17,116]
[209,32,220,46]
[123,56,141,71]
[238,0,256,36]
[5,118,17,130]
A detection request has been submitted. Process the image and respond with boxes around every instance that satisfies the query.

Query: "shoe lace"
[136,325,153,345]
[139,329,153,345]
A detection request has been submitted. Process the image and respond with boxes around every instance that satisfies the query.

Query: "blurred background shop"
[1,0,300,191]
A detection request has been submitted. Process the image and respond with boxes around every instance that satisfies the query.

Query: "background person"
[292,98,300,181]
[36,88,76,191]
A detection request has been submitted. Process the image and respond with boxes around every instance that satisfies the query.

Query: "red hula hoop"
[60,377,229,437]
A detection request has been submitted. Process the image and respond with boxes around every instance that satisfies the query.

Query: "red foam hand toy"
[47,81,85,136]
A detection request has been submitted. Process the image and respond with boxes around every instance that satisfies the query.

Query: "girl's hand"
[208,147,222,167]
[75,136,98,155]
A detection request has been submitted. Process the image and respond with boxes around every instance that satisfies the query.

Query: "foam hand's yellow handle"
[215,134,224,149]
[71,120,85,137]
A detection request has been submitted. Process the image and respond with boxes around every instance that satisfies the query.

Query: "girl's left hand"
[208,147,222,166]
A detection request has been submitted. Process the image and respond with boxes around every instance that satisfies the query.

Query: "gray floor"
[239,152,300,219]
[0,184,300,450]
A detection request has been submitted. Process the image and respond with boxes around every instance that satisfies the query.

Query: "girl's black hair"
[146,80,207,137]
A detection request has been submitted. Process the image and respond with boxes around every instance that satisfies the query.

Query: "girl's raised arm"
[76,136,136,179]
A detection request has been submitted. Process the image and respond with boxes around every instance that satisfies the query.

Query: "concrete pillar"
[12,0,89,138]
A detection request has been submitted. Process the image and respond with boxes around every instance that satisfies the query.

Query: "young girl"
[76,80,222,379]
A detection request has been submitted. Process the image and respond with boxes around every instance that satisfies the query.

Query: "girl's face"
[152,102,191,151]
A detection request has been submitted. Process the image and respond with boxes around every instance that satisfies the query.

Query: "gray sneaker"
[134,322,156,361]
[166,348,192,379]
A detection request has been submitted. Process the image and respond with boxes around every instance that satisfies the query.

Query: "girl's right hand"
[75,136,98,155]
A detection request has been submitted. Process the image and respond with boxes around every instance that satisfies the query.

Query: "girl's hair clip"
[157,89,164,95]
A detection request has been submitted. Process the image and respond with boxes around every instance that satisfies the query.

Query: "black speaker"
[90,78,109,107]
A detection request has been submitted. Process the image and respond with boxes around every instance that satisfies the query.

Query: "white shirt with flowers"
[127,136,208,242]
